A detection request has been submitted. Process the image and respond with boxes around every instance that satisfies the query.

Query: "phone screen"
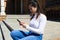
[17,19,21,23]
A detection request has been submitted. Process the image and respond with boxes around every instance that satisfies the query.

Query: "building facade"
[0,0,60,19]
[5,0,46,14]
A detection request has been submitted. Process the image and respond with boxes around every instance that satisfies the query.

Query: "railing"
[0,19,20,40]
[0,24,5,40]
[0,20,13,40]
[0,15,30,40]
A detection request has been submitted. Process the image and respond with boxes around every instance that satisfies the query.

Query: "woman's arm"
[26,16,47,34]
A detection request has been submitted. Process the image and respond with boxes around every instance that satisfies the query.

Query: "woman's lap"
[10,30,43,40]
[10,30,29,40]
[19,35,41,40]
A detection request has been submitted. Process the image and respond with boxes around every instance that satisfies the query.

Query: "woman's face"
[29,5,37,14]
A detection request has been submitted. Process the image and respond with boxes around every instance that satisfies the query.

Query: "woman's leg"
[10,30,29,40]
[19,34,43,40]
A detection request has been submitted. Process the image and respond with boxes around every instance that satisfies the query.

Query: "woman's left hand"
[19,22,27,28]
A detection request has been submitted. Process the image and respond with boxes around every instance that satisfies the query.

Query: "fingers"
[19,22,25,25]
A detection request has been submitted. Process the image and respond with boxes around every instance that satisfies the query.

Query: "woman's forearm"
[26,25,41,34]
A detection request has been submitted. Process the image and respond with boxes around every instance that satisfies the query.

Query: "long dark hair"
[28,1,41,20]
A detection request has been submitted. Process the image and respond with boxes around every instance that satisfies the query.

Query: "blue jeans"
[10,30,43,40]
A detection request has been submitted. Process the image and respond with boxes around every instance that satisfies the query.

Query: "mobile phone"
[17,19,21,23]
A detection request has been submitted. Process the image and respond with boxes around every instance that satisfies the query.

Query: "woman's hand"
[19,21,27,28]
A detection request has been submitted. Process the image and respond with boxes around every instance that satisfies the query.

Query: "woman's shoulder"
[40,13,46,17]
[39,13,47,20]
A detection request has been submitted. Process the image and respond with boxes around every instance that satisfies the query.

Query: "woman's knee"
[10,30,20,37]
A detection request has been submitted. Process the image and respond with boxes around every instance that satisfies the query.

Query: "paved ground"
[0,15,60,40]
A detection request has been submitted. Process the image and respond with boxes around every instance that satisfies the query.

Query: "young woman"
[10,1,47,40]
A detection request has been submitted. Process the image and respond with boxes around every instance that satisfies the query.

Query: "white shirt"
[26,13,47,34]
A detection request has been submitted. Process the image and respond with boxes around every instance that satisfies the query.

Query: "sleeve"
[26,16,47,34]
